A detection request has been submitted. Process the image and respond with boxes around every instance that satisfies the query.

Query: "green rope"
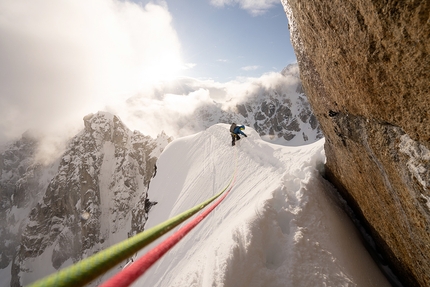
[27,171,236,287]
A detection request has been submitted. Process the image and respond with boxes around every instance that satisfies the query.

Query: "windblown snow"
[132,124,390,287]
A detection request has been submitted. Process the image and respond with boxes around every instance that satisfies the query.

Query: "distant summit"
[177,63,323,145]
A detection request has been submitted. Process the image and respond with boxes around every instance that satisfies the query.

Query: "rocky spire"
[7,112,170,286]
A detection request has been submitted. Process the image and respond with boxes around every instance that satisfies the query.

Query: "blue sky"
[137,0,296,82]
[0,0,297,142]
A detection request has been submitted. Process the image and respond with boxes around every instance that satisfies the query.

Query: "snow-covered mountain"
[0,131,59,277]
[0,66,325,286]
[190,77,323,145]
[0,119,394,286]
[134,64,323,145]
[132,124,390,286]
[0,112,171,286]
[171,64,322,145]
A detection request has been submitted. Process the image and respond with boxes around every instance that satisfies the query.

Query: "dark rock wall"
[281,0,429,286]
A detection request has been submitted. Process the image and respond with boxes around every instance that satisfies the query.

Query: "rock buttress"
[281,0,430,286]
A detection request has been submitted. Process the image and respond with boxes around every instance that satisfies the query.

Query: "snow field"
[133,124,390,287]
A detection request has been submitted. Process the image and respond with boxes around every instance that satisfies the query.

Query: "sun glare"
[146,52,185,83]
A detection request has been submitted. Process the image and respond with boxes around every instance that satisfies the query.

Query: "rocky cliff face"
[281,0,429,286]
[1,112,171,286]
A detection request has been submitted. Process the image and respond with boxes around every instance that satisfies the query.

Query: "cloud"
[0,0,183,143]
[241,65,261,71]
[210,0,279,16]
[217,59,228,62]
[114,70,299,138]
[0,0,297,165]
[117,86,214,137]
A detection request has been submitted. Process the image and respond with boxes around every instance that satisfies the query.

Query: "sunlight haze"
[0,0,296,145]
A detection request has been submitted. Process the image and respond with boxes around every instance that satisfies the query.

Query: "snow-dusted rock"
[0,132,55,274]
[3,112,170,286]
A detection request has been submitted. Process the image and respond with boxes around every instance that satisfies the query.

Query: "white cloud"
[241,65,261,71]
[0,0,296,165]
[210,0,279,16]
[0,0,183,142]
[117,86,214,137]
[217,59,228,62]
[115,70,299,138]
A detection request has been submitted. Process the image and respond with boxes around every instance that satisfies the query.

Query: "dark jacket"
[232,125,246,136]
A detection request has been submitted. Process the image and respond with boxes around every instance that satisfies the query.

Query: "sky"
[0,0,296,147]
[150,0,296,81]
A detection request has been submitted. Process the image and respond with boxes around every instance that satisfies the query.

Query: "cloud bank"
[115,71,299,139]
[0,0,183,142]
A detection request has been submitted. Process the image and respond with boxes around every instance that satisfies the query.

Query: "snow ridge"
[136,124,390,287]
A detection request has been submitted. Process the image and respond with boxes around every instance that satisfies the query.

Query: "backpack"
[230,123,237,133]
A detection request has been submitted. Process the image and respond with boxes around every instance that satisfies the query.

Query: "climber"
[229,123,247,146]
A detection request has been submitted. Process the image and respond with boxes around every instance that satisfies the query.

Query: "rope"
[27,172,235,287]
[99,176,236,287]
[99,147,238,287]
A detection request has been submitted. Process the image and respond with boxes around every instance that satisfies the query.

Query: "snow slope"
[133,124,390,287]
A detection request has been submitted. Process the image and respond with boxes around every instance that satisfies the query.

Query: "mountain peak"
[3,111,169,286]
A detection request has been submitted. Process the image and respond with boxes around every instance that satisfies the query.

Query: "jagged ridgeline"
[185,64,323,145]
[0,112,171,286]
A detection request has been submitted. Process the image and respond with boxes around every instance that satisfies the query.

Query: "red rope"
[99,177,236,287]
